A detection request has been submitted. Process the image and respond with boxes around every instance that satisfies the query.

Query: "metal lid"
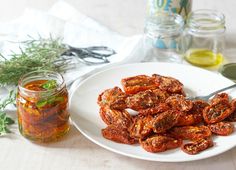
[219,63,236,81]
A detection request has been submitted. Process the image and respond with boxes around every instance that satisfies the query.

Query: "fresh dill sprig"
[0,36,70,86]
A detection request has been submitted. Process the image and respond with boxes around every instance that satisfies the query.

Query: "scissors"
[61,45,116,65]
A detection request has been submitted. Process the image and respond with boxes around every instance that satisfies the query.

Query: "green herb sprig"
[0,36,70,86]
[41,80,58,90]
[0,90,15,135]
[36,80,63,108]
[36,96,64,108]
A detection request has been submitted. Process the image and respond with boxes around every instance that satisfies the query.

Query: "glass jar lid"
[144,12,184,38]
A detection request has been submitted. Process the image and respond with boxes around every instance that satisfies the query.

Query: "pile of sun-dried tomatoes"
[97,74,236,155]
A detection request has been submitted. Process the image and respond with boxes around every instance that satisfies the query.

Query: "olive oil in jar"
[185,49,224,67]
[183,10,226,69]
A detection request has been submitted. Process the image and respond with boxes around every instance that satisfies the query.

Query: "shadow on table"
[3,109,95,150]
[31,124,86,149]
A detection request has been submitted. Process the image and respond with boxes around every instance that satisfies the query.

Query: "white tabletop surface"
[1,0,236,170]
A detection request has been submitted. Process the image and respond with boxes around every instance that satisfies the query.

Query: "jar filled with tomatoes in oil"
[17,70,70,142]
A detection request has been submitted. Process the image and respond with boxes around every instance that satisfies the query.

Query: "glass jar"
[143,12,184,63]
[183,9,226,68]
[17,70,70,142]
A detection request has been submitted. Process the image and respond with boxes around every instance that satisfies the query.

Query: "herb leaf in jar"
[36,96,64,108]
[35,80,64,108]
[41,80,58,90]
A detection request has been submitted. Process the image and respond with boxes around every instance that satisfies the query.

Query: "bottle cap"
[219,63,236,81]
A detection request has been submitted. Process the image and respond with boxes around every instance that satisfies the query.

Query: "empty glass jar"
[183,9,226,68]
[143,12,184,63]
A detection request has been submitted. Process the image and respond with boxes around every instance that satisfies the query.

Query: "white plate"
[69,62,236,162]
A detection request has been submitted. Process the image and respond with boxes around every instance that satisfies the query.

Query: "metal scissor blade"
[61,45,116,65]
[85,46,116,57]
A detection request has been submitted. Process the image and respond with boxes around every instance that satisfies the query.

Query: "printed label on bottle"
[147,0,192,18]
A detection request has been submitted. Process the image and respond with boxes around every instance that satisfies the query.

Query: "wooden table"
[1,0,236,169]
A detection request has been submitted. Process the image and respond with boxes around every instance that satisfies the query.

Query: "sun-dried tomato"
[210,93,229,105]
[208,122,234,136]
[176,112,202,126]
[97,86,127,110]
[170,126,212,140]
[176,100,209,126]
[226,99,236,122]
[152,88,170,101]
[99,107,132,128]
[125,90,157,111]
[152,74,184,95]
[166,95,193,112]
[181,138,213,155]
[226,113,236,122]
[102,125,136,144]
[140,135,182,153]
[152,110,181,133]
[190,100,209,115]
[121,75,158,94]
[138,103,170,115]
[129,115,153,139]
[203,99,233,124]
[231,98,236,110]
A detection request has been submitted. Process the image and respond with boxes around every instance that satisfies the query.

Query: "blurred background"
[0,0,235,37]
